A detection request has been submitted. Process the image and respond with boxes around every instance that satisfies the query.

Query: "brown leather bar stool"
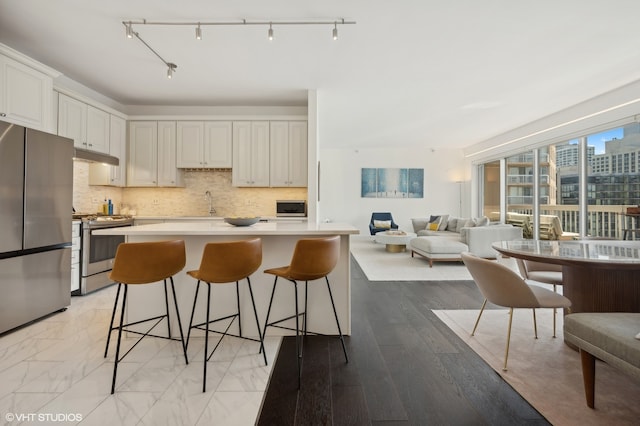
[104,239,188,394]
[263,235,348,388]
[186,238,266,392]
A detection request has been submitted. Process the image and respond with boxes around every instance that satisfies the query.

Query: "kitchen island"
[94,221,359,338]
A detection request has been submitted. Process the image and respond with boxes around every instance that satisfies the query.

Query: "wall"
[319,146,466,236]
[72,161,306,217]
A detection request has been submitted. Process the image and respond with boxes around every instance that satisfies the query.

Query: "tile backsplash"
[72,161,307,217]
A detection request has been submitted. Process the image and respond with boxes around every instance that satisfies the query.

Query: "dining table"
[492,239,640,314]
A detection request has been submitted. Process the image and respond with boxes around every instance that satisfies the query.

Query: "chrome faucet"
[204,191,216,216]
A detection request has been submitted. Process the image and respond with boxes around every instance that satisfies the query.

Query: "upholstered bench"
[409,236,468,267]
[564,313,640,408]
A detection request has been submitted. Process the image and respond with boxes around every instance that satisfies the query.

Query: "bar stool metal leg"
[104,283,122,358]
[325,276,348,363]
[111,285,128,394]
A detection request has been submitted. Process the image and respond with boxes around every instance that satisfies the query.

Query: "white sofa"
[409,215,523,266]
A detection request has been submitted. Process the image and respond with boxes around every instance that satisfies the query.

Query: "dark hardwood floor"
[257,257,550,425]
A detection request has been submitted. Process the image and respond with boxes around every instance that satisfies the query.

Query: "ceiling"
[2,1,640,151]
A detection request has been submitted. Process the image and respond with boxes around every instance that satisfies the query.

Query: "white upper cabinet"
[88,114,127,186]
[270,121,308,187]
[176,121,204,168]
[108,115,127,186]
[232,121,270,187]
[128,121,183,187]
[158,121,183,186]
[0,54,53,131]
[128,121,158,187]
[58,94,87,148]
[58,93,110,153]
[86,105,110,153]
[204,121,233,168]
[176,121,232,168]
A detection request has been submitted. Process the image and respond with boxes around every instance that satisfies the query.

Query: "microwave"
[276,200,307,217]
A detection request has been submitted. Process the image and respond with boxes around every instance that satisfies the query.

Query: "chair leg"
[294,281,302,389]
[169,277,188,364]
[471,299,487,336]
[163,279,171,338]
[203,283,211,393]
[580,349,596,408]
[503,307,514,372]
[111,285,128,394]
[186,280,201,352]
[246,277,267,366]
[532,308,538,339]
[325,276,348,363]
[304,281,309,337]
[236,281,242,337]
[104,283,122,358]
[552,284,558,338]
[263,277,279,339]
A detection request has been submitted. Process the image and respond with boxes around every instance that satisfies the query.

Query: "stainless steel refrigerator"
[0,120,73,334]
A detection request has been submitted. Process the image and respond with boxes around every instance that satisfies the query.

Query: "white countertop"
[93,221,359,236]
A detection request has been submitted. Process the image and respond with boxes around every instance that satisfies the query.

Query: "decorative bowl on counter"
[224,217,260,226]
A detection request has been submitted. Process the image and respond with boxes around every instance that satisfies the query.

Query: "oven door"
[82,225,127,276]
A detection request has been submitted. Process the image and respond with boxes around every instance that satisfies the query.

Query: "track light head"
[167,63,177,79]
[268,23,273,41]
[196,23,202,40]
[332,23,338,40]
[126,21,133,39]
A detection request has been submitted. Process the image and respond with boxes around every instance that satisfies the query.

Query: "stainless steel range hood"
[73,148,119,166]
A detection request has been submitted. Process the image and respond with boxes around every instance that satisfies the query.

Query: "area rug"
[350,235,472,281]
[434,308,640,426]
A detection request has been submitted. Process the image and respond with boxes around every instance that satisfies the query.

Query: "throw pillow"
[475,216,490,227]
[437,214,450,231]
[456,218,470,233]
[373,219,391,229]
[464,218,476,228]
[411,218,429,233]
[447,217,458,231]
[427,215,442,231]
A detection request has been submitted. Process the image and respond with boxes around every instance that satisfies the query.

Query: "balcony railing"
[506,196,550,205]
[506,174,550,184]
[501,204,637,239]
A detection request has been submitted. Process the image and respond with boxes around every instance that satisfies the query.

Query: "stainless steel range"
[73,214,134,295]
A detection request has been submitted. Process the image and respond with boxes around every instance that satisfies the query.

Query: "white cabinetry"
[232,121,270,187]
[71,221,81,293]
[270,121,308,187]
[0,54,53,131]
[88,115,127,186]
[176,121,232,168]
[58,93,110,153]
[128,121,183,187]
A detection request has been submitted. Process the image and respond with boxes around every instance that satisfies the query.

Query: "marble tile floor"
[0,285,281,426]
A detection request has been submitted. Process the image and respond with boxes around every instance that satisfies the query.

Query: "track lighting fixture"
[123,17,355,77]
[167,63,177,79]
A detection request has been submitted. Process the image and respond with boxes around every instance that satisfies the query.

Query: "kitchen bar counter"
[94,222,359,339]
